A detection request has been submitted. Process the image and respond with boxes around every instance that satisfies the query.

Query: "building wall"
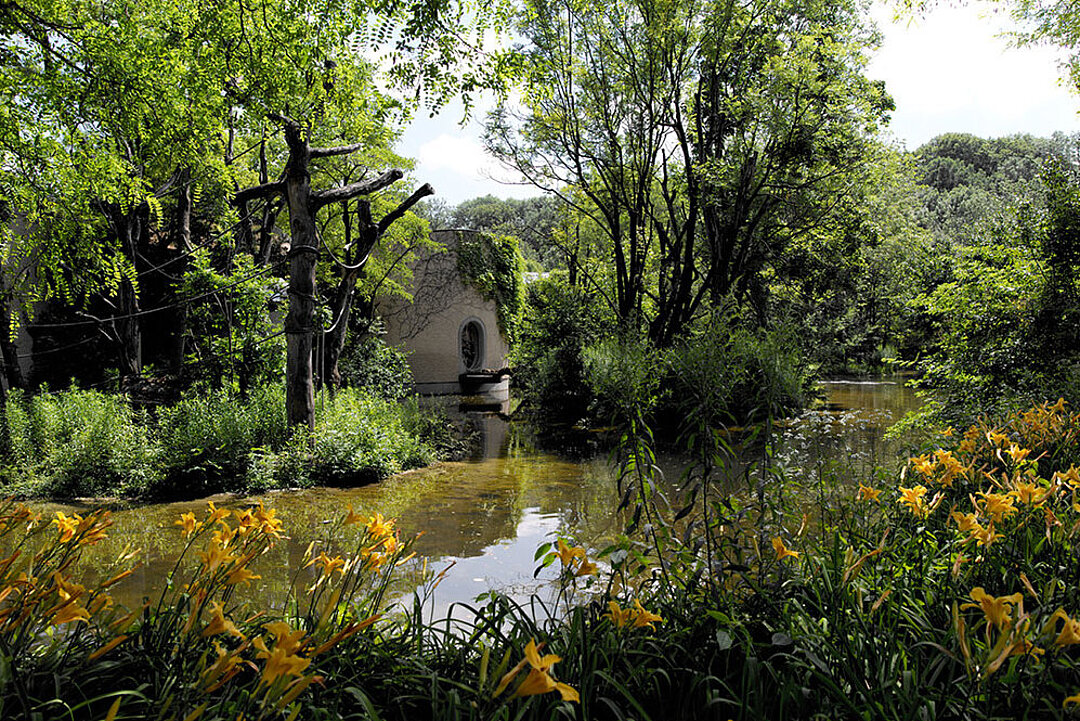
[380,230,510,396]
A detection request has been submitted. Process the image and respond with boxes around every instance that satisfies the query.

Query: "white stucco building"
[380,229,511,399]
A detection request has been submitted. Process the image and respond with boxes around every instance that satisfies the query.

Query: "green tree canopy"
[487,0,893,346]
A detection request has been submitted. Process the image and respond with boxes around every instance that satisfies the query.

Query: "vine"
[455,231,524,343]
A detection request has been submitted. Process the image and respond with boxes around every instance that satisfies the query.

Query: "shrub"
[177,250,286,391]
[511,274,611,422]
[583,333,662,425]
[248,388,435,489]
[2,387,158,497]
[0,383,438,500]
[662,308,813,431]
[152,384,288,496]
[337,328,414,402]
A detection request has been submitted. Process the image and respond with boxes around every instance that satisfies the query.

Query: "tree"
[913,132,1072,244]
[0,0,232,379]
[235,115,434,429]
[448,195,561,268]
[487,0,892,346]
[2,0,508,424]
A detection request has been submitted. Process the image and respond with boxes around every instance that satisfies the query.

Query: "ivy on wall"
[455,231,525,343]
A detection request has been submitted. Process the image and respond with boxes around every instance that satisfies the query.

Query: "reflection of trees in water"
[28,382,921,612]
[30,450,618,610]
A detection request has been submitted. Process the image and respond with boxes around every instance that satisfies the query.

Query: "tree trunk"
[115,211,142,378]
[282,131,317,432]
[235,113,413,430]
[324,267,361,390]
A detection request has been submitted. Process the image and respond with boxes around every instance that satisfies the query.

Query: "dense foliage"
[6,398,1080,719]
[0,385,435,500]
[455,232,526,342]
[488,0,892,348]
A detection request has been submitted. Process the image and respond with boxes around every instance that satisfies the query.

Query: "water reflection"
[38,378,920,614]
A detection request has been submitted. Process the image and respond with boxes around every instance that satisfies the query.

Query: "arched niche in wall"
[459,317,485,373]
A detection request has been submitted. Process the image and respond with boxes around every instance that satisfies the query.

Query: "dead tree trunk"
[322,184,433,390]
[235,113,421,430]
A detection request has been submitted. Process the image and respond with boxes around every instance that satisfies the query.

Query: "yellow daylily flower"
[365,513,395,538]
[962,587,1022,632]
[225,565,261,586]
[951,511,982,534]
[970,523,1002,548]
[772,537,799,560]
[556,539,586,567]
[575,559,598,577]
[1012,481,1051,506]
[212,524,236,548]
[934,449,966,486]
[979,492,1018,524]
[305,552,346,579]
[1007,445,1031,464]
[262,621,307,654]
[856,484,881,502]
[205,501,230,525]
[898,485,930,518]
[233,508,257,535]
[199,542,236,573]
[343,504,364,526]
[175,512,201,538]
[604,601,632,627]
[257,643,311,687]
[1043,609,1080,647]
[201,601,244,639]
[1053,465,1080,488]
[53,512,79,543]
[51,602,90,626]
[911,454,936,478]
[630,599,663,630]
[493,639,578,703]
[253,503,284,538]
[201,641,244,692]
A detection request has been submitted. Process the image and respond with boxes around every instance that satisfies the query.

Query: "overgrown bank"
[0,384,439,500]
[5,399,1080,719]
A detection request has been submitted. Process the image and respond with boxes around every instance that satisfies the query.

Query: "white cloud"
[416,133,514,183]
[868,1,1079,148]
[406,124,540,204]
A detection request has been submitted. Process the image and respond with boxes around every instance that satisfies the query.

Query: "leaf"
[533,542,552,561]
[771,632,793,647]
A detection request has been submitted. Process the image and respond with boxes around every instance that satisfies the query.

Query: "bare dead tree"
[234,113,428,430]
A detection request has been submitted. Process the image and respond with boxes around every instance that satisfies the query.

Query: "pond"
[39,377,921,618]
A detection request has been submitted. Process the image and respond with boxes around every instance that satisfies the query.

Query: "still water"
[43,378,921,616]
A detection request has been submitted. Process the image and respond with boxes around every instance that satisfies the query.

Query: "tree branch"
[267,112,301,133]
[310,142,367,159]
[234,180,285,205]
[378,183,435,234]
[311,169,404,210]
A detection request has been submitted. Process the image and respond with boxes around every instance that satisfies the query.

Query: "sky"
[396,0,1080,207]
